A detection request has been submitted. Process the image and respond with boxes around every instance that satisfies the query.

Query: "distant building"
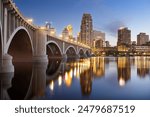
[62,25,74,40]
[80,13,93,47]
[62,27,69,40]
[46,22,56,36]
[66,25,73,38]
[117,44,130,52]
[137,33,149,45]
[77,32,81,42]
[117,27,131,46]
[132,41,136,46]
[105,41,110,47]
[49,28,56,36]
[134,46,150,53]
[93,30,105,48]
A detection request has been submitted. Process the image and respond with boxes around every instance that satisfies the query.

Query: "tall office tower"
[80,13,93,47]
[117,27,131,46]
[137,33,149,45]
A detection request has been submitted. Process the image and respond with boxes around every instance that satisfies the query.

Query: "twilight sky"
[14,0,150,46]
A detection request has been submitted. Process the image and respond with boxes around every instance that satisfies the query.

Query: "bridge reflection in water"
[1,57,150,100]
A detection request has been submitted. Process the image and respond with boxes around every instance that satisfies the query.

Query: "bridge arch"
[6,26,33,62]
[65,46,77,58]
[78,48,85,58]
[65,46,77,54]
[78,48,84,55]
[46,41,63,58]
[85,50,91,57]
[0,22,2,58]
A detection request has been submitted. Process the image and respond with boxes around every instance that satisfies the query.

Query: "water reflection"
[1,57,150,100]
[117,57,131,87]
[135,57,150,78]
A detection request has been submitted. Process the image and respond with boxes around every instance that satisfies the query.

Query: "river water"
[1,57,150,100]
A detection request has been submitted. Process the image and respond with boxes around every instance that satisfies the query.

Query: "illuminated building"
[49,28,56,36]
[93,30,105,48]
[45,22,56,36]
[117,44,130,52]
[80,13,93,47]
[133,46,150,55]
[67,25,73,38]
[137,33,149,45]
[62,27,69,40]
[117,27,131,46]
[62,25,74,40]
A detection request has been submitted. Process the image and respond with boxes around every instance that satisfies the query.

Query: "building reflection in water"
[92,57,105,78]
[117,57,131,87]
[135,57,150,78]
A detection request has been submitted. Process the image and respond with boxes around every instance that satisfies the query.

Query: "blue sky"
[14,0,150,46]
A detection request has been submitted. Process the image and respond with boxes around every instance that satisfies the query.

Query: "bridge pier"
[79,54,87,59]
[0,54,14,73]
[32,29,48,63]
[25,62,47,99]
[62,54,67,60]
[0,73,13,99]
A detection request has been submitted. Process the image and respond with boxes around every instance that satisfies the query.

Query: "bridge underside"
[66,47,77,59]
[85,50,91,57]
[8,29,33,62]
[0,30,2,59]
[46,59,61,76]
[47,43,62,58]
[79,49,85,58]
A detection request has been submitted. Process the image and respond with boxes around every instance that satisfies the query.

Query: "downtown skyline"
[13,0,150,46]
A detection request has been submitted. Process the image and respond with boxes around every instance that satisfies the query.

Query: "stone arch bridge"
[0,0,91,74]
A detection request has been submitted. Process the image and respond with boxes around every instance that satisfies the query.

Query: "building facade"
[93,30,105,49]
[117,27,131,46]
[62,27,69,40]
[137,33,149,45]
[80,13,93,47]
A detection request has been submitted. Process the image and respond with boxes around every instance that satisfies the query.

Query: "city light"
[40,26,46,30]
[58,75,62,86]
[49,81,54,91]
[26,18,33,23]
[119,78,125,87]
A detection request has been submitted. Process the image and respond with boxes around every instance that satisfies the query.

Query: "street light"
[26,18,33,24]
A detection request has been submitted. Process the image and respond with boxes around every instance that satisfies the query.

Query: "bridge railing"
[9,0,38,29]
[47,34,91,49]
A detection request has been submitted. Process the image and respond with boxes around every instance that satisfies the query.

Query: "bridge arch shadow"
[85,50,91,57]
[6,26,33,62]
[65,46,77,59]
[78,49,85,58]
[47,41,62,59]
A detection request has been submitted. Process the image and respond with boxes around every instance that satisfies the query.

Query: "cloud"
[103,20,126,36]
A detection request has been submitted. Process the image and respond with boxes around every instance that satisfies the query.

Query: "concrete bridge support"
[32,29,48,63]
[0,73,14,99]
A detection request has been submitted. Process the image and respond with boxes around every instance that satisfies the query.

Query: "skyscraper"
[80,13,93,47]
[117,27,131,46]
[137,33,149,45]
